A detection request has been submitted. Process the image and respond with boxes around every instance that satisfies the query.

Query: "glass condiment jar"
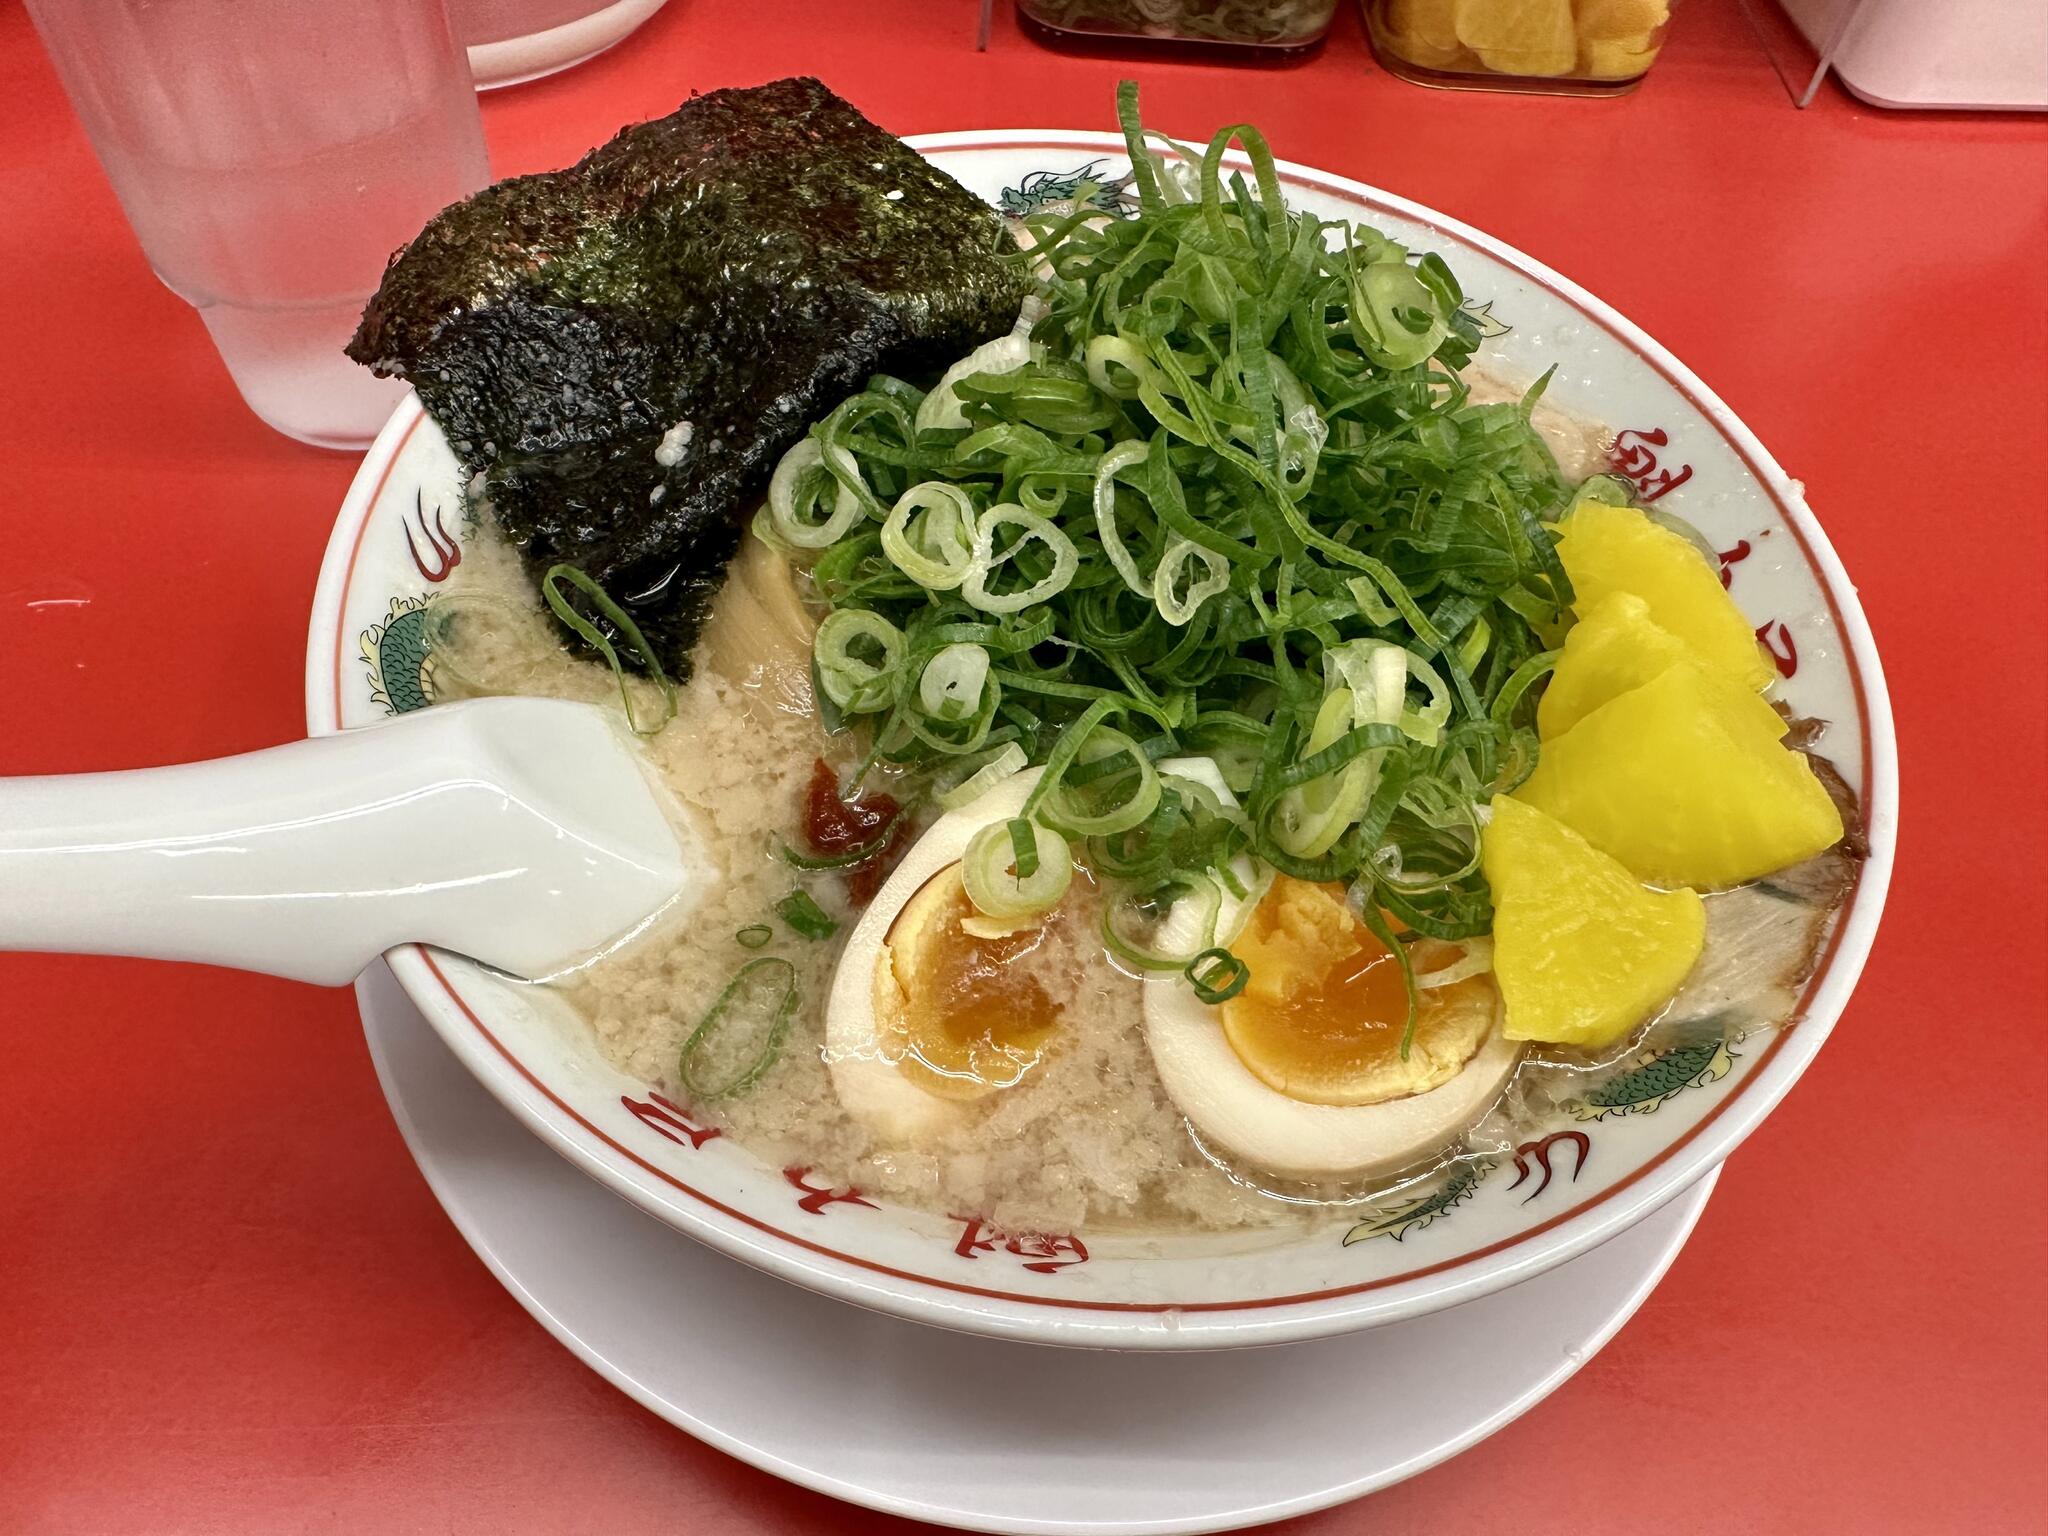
[1016,0,1339,59]
[1363,0,1681,94]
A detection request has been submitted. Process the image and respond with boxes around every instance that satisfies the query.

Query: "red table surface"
[3,1,2044,1530]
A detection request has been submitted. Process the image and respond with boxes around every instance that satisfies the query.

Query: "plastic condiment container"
[1363,0,1682,94]
[1016,0,1340,59]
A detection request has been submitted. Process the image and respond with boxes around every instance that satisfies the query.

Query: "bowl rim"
[307,129,1897,1349]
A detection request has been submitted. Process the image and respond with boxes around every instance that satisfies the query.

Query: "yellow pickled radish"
[1539,591,1790,743]
[1482,796,1704,1049]
[1578,37,1662,80]
[1554,500,1776,692]
[1384,0,1467,68]
[1539,591,1694,739]
[1573,0,1670,40]
[1516,661,1845,889]
[1455,0,1578,76]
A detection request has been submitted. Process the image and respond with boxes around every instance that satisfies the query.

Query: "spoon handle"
[0,698,690,985]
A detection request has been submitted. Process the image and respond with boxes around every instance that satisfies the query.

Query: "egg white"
[822,768,1044,1145]
[826,752,1516,1174]
[825,755,1254,1143]
[1145,982,1520,1181]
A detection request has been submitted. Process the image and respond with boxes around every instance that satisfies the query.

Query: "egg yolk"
[884,872,1060,1100]
[1220,875,1490,1107]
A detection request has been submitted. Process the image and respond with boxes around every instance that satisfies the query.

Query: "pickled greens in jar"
[1018,0,1339,48]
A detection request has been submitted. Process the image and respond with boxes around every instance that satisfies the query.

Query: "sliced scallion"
[1185,947,1251,1005]
[936,742,1028,811]
[678,957,800,1100]
[540,563,676,737]
[766,437,865,549]
[962,817,1072,924]
[881,482,977,590]
[1153,538,1231,627]
[813,609,904,715]
[1036,725,1161,839]
[1006,816,1041,880]
[749,82,1585,1006]
[776,817,898,870]
[961,503,1080,616]
[918,642,993,723]
[774,888,838,941]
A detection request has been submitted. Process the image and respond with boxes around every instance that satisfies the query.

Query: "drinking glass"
[25,0,492,449]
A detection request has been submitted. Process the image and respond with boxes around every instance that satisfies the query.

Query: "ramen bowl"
[307,132,1895,1349]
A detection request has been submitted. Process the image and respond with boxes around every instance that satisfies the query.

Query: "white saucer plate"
[359,961,1718,1534]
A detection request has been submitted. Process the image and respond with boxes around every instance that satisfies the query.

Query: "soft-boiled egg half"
[826,756,1519,1179]
[824,768,1067,1144]
[1141,768,1520,1183]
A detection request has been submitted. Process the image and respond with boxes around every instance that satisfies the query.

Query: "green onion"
[1413,935,1494,989]
[1154,538,1231,626]
[918,642,993,722]
[963,817,1072,924]
[678,957,800,1100]
[936,742,1028,810]
[881,482,977,589]
[540,563,676,736]
[917,333,1041,432]
[734,924,773,949]
[776,816,898,870]
[962,503,1080,615]
[1357,900,1422,1061]
[1185,947,1251,1005]
[1036,725,1162,839]
[1488,650,1562,727]
[766,437,866,549]
[814,609,904,715]
[1007,816,1041,880]
[757,82,1583,1012]
[1092,440,1156,596]
[1085,335,1158,402]
[774,889,838,941]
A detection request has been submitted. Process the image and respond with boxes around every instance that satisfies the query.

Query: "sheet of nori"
[348,77,1027,674]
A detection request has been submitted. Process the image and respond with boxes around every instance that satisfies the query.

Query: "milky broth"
[423,402,1852,1236]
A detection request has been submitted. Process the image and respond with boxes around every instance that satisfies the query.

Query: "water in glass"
[26,0,491,448]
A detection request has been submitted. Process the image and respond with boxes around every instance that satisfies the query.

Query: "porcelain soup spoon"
[0,697,702,984]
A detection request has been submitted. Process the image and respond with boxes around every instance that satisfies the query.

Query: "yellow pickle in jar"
[1365,0,1677,90]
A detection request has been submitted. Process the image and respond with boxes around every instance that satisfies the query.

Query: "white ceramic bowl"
[307,132,1896,1350]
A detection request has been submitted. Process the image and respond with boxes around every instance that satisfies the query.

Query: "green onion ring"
[917,641,994,723]
[767,437,865,549]
[540,564,676,737]
[774,888,838,941]
[1091,440,1156,597]
[936,742,1029,810]
[1185,946,1251,1005]
[962,818,1072,923]
[678,957,801,1100]
[1153,537,1231,626]
[814,609,905,715]
[962,502,1080,616]
[881,481,977,589]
